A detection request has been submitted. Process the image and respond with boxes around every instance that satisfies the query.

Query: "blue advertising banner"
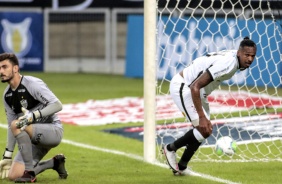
[125,16,144,78]
[125,15,282,87]
[0,12,43,71]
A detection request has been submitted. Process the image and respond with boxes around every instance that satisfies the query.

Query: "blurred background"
[0,0,278,78]
[0,0,145,74]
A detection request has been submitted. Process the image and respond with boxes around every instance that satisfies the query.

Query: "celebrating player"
[0,53,68,182]
[163,37,257,175]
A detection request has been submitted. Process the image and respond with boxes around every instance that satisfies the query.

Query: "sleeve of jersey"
[3,100,17,126]
[6,127,16,152]
[29,78,60,105]
[40,100,63,118]
[207,57,235,81]
[3,90,17,151]
[27,78,62,117]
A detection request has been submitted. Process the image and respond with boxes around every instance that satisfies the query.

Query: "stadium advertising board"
[125,15,282,87]
[0,0,271,9]
[0,12,43,71]
[0,0,144,9]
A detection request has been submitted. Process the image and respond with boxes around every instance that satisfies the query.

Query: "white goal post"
[144,0,282,163]
[143,0,157,163]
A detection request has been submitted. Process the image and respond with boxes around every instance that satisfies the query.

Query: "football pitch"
[0,72,281,184]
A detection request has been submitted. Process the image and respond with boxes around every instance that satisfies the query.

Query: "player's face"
[237,46,256,69]
[0,59,17,83]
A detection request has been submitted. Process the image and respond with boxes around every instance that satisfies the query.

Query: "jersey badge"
[20,99,28,109]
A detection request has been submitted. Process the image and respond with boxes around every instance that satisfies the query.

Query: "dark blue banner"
[103,116,282,146]
[0,12,43,71]
[0,0,272,10]
[125,15,282,87]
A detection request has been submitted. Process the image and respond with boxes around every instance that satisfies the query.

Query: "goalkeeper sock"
[34,159,54,175]
[16,131,33,170]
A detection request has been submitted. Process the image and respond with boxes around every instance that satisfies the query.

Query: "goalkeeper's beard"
[1,73,14,83]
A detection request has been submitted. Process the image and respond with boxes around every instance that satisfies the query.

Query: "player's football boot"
[53,154,68,179]
[14,170,37,183]
[173,167,191,176]
[162,144,179,172]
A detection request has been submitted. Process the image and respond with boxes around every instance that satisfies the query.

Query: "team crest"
[20,99,28,109]
[1,17,32,57]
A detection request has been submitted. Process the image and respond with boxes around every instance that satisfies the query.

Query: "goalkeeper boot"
[162,144,179,172]
[53,154,68,179]
[14,170,37,183]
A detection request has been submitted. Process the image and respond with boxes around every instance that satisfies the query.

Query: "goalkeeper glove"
[16,107,35,129]
[0,149,12,179]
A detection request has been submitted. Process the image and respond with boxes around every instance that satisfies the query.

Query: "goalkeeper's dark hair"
[239,36,256,49]
[0,53,19,66]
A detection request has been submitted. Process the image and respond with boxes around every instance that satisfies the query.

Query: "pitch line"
[62,140,241,184]
[0,123,240,184]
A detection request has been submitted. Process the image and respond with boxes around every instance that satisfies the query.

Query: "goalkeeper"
[0,53,68,182]
[163,37,257,175]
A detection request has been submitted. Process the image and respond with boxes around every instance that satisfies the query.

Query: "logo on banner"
[52,0,93,10]
[1,18,32,57]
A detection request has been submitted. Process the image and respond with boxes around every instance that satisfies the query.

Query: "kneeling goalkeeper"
[0,53,68,182]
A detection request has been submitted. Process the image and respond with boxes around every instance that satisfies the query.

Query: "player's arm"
[4,100,17,152]
[0,127,14,179]
[31,78,63,118]
[0,102,16,179]
[17,101,62,129]
[34,100,63,119]
[17,77,63,127]
[189,70,213,138]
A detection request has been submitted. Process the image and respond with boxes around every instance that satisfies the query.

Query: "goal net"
[155,0,282,162]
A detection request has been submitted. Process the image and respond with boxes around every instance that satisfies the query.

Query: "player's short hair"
[239,36,256,49]
[0,53,19,66]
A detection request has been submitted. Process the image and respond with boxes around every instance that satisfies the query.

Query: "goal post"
[143,0,157,163]
[143,0,282,163]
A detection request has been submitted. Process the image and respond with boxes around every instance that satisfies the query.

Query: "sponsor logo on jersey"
[18,89,26,93]
[214,67,228,78]
[40,95,49,104]
[5,93,12,97]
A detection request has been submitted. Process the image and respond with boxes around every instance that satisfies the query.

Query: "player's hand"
[0,159,11,179]
[197,116,213,138]
[0,149,12,179]
[16,107,35,129]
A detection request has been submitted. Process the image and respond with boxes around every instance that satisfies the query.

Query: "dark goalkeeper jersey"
[3,76,61,127]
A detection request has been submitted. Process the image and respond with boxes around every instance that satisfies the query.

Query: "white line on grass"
[0,123,240,184]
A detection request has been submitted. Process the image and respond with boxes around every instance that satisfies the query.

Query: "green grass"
[0,72,281,184]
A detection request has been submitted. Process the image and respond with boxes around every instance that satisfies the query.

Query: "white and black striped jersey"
[182,50,239,95]
[3,76,61,126]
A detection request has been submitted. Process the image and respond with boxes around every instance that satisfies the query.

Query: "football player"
[163,37,256,175]
[0,53,68,182]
